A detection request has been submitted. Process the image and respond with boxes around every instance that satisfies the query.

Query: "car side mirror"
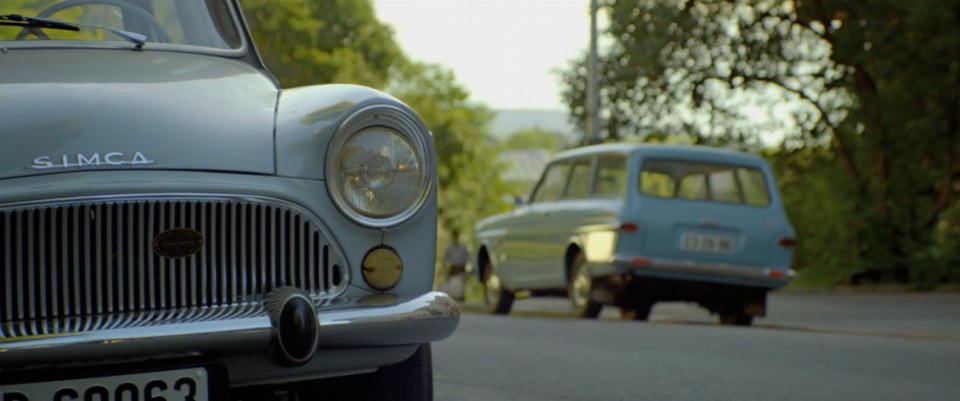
[513,196,526,207]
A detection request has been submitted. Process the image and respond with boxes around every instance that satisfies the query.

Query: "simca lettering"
[31,152,154,170]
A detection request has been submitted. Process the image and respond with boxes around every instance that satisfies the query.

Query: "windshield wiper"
[0,14,147,49]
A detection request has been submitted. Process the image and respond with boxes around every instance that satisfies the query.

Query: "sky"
[373,0,592,111]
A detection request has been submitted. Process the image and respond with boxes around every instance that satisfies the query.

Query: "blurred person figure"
[439,230,468,300]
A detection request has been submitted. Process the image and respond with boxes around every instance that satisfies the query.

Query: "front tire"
[568,252,602,319]
[300,344,434,401]
[482,259,514,315]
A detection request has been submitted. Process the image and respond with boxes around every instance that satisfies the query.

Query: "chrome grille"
[0,197,345,338]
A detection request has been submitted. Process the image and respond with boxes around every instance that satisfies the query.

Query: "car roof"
[551,143,767,166]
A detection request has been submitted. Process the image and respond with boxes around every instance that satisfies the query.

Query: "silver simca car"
[0,1,458,400]
[475,144,796,325]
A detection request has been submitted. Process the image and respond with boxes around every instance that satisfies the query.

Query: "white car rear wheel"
[569,252,602,319]
[482,260,514,315]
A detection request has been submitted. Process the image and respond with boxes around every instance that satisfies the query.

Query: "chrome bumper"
[612,257,795,287]
[0,292,459,367]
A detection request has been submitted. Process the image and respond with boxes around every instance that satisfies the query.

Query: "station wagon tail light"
[630,257,650,266]
[326,105,434,227]
[778,237,798,248]
[766,270,787,278]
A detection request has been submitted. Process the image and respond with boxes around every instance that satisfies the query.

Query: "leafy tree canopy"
[243,0,403,88]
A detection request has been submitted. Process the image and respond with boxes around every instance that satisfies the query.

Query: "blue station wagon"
[474,144,796,325]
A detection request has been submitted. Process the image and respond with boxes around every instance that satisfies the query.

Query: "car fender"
[274,84,438,294]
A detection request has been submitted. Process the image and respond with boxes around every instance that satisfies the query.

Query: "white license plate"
[1,367,209,401]
[680,233,735,254]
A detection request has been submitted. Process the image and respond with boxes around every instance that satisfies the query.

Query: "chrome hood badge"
[31,151,155,170]
[153,228,205,259]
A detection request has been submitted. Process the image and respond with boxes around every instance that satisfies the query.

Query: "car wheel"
[569,252,602,319]
[300,344,434,401]
[719,310,754,326]
[482,260,514,315]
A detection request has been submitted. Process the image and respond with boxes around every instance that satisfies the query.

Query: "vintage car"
[475,144,796,325]
[0,1,458,400]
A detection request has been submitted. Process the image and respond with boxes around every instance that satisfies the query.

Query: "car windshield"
[0,0,241,50]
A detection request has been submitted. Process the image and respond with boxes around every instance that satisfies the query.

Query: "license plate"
[680,233,735,254]
[1,367,208,401]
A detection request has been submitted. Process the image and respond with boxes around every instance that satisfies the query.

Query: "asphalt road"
[503,292,960,340]
[433,293,960,401]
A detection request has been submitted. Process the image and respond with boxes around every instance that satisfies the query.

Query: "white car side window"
[532,163,570,203]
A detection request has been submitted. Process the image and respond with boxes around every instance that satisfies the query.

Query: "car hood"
[0,49,279,180]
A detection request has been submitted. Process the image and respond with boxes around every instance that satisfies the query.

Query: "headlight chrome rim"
[326,104,434,228]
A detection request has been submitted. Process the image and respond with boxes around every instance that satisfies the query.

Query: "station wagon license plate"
[0,367,209,401]
[680,233,735,254]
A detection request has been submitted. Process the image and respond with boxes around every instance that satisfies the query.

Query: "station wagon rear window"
[640,159,771,206]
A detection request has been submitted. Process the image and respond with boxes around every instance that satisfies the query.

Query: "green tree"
[767,147,863,285]
[561,0,960,284]
[242,0,403,88]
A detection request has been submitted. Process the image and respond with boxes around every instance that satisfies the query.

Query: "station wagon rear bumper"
[612,256,795,288]
[0,292,459,382]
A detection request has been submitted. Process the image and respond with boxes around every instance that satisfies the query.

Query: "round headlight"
[336,127,423,217]
[327,105,432,227]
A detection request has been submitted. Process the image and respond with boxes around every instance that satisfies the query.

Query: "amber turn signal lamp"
[362,246,404,290]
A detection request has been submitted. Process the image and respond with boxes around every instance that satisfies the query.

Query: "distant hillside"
[489,109,580,142]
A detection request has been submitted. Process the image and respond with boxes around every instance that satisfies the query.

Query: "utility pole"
[585,0,601,145]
